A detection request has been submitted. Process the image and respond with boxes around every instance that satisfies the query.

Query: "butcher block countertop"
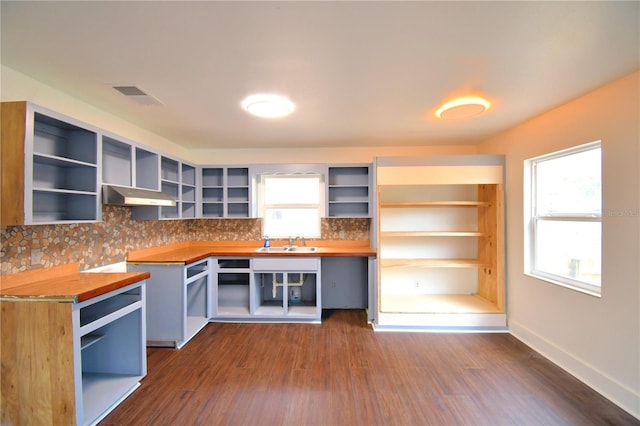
[0,263,150,303]
[127,240,376,264]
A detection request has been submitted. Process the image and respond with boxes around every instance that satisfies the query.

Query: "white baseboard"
[509,319,640,420]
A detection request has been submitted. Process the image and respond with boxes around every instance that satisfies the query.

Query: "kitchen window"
[525,141,602,296]
[259,173,322,239]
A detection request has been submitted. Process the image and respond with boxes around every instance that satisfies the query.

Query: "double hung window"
[525,142,602,296]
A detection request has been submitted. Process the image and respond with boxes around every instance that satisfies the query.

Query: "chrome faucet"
[288,236,306,247]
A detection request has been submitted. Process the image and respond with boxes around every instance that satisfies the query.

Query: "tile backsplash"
[1,206,370,274]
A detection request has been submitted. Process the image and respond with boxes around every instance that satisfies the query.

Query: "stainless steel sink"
[255,246,318,253]
[255,247,290,252]
[286,246,318,252]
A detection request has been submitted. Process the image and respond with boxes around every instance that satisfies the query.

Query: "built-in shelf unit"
[375,155,505,329]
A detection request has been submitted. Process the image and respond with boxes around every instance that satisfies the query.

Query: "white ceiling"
[1,1,638,150]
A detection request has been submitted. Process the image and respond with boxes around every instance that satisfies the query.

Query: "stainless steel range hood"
[102,185,176,207]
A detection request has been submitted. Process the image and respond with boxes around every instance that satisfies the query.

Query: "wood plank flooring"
[100,310,638,426]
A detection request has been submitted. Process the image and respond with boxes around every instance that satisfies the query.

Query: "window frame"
[258,172,323,239]
[524,141,602,297]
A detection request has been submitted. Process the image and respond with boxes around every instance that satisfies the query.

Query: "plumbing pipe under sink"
[272,273,304,299]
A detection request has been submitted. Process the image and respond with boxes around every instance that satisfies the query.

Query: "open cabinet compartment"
[216,258,252,316]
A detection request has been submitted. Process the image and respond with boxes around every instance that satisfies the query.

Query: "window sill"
[525,272,601,298]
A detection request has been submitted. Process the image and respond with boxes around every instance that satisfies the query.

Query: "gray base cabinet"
[127,259,211,348]
[213,256,322,322]
[321,257,368,309]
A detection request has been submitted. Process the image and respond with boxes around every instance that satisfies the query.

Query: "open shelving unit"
[28,111,99,223]
[76,283,146,424]
[181,163,197,218]
[102,136,133,187]
[135,147,160,190]
[129,155,196,220]
[201,167,224,217]
[201,167,250,218]
[160,156,180,219]
[327,165,371,217]
[375,156,505,329]
[227,167,250,217]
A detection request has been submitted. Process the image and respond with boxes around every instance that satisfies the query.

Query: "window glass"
[535,148,601,215]
[260,174,321,239]
[526,142,602,295]
[534,220,601,286]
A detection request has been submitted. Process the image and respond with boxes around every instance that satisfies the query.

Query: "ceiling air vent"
[112,85,162,106]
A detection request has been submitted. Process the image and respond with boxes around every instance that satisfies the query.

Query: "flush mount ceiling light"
[436,96,491,120]
[241,94,295,118]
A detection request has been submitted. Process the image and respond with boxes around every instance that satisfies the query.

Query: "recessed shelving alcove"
[375,156,506,329]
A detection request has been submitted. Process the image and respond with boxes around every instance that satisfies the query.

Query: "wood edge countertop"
[0,263,150,303]
[127,240,376,264]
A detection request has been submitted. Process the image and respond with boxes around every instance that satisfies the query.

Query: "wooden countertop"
[0,263,150,303]
[127,240,376,264]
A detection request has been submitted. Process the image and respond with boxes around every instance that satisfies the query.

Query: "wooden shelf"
[381,231,485,237]
[380,294,501,314]
[380,201,489,208]
[380,258,487,268]
[375,158,506,328]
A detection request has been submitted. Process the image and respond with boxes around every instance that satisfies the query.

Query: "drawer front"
[252,257,320,271]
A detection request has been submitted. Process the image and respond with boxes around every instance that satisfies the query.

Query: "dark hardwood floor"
[100,310,638,426]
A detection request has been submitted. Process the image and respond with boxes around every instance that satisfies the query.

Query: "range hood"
[102,185,176,207]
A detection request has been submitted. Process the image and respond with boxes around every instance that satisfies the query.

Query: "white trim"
[510,319,640,420]
[524,141,602,294]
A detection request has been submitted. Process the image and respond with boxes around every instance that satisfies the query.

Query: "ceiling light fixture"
[242,94,295,118]
[436,96,491,120]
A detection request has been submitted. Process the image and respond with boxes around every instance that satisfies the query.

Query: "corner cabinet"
[375,155,506,330]
[1,101,100,225]
[201,166,251,218]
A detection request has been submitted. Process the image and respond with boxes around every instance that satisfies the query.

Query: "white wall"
[1,66,191,161]
[478,71,640,418]
[188,145,478,165]
[1,65,478,164]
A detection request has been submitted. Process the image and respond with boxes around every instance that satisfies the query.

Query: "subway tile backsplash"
[1,206,370,274]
